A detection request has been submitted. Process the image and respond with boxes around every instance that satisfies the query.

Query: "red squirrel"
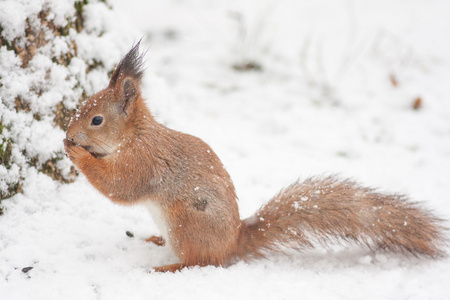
[64,42,446,272]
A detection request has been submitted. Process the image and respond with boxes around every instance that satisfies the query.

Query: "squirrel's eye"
[91,116,103,126]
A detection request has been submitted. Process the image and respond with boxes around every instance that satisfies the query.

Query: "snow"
[0,0,135,198]
[1,0,450,299]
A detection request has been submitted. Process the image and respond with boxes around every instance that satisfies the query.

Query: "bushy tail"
[235,177,447,260]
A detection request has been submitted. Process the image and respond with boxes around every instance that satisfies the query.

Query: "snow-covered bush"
[0,0,133,205]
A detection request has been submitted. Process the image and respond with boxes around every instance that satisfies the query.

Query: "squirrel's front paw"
[64,138,91,165]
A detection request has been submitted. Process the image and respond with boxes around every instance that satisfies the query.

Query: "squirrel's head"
[66,41,146,158]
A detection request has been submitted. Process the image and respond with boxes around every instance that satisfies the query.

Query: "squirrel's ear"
[109,41,145,89]
[120,78,138,114]
[108,41,145,114]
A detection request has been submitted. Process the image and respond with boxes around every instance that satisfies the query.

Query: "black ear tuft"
[109,39,145,88]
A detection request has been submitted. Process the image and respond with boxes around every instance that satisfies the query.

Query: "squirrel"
[64,42,446,272]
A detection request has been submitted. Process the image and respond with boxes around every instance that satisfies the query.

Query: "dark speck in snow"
[22,267,33,273]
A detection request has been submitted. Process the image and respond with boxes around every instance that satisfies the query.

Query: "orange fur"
[145,236,165,246]
[65,42,446,273]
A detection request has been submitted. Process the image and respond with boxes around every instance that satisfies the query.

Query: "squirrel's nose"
[67,131,88,144]
[66,129,76,141]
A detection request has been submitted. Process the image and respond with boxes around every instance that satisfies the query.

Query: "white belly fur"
[142,200,170,244]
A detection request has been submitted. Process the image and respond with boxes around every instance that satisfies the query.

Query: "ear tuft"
[109,40,145,88]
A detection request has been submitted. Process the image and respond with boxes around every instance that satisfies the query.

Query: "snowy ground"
[2,0,450,299]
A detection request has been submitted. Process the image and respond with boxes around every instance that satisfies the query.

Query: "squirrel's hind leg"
[145,235,165,246]
[152,263,186,273]
[152,260,219,273]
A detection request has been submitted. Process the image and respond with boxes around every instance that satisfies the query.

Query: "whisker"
[89,137,116,158]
